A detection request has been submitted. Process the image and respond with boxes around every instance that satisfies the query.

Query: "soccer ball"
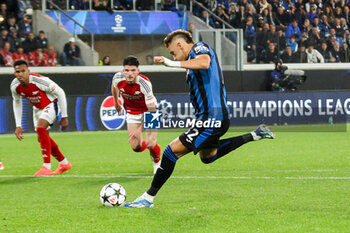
[100,183,126,207]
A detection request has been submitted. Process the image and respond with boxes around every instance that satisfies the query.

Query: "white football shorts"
[33,102,58,128]
[126,113,143,124]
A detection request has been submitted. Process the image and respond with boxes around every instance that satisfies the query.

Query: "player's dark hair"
[123,56,139,67]
[164,29,194,47]
[13,60,28,68]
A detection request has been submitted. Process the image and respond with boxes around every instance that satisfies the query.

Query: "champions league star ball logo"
[100,96,126,130]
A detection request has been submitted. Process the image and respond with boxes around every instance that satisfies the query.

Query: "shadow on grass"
[0,177,34,184]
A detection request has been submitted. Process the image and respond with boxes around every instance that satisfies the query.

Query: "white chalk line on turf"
[0,174,350,180]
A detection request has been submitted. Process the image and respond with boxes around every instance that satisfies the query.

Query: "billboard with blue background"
[46,11,188,34]
[1,91,349,133]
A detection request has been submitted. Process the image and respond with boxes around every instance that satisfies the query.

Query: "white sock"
[43,163,51,170]
[59,158,68,165]
[142,192,154,203]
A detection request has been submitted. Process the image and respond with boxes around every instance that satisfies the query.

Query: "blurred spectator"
[18,0,33,18]
[61,37,83,66]
[267,24,278,44]
[305,0,316,13]
[0,27,9,49]
[302,18,312,34]
[306,43,324,63]
[333,18,344,37]
[19,14,32,36]
[214,4,229,28]
[329,40,344,62]
[35,30,49,50]
[334,7,343,19]
[0,3,8,20]
[0,41,13,66]
[70,0,90,10]
[6,15,18,31]
[306,6,318,23]
[21,32,36,54]
[319,41,332,62]
[199,10,216,28]
[235,5,246,28]
[8,28,20,52]
[136,0,152,10]
[293,44,307,63]
[280,45,294,63]
[145,54,153,65]
[287,35,298,53]
[324,6,334,26]
[261,42,279,63]
[341,43,350,62]
[256,22,270,62]
[113,0,126,10]
[93,0,108,11]
[163,0,176,11]
[285,19,302,40]
[340,18,348,32]
[46,45,57,66]
[313,16,329,38]
[12,47,28,62]
[29,47,49,66]
[277,28,286,51]
[275,7,289,29]
[308,27,321,46]
[99,55,111,65]
[328,28,343,46]
[188,23,196,34]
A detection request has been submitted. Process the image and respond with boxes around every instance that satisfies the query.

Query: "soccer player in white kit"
[10,60,72,176]
[111,56,161,174]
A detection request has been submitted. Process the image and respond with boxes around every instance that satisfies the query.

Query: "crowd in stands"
[192,0,350,63]
[0,0,58,67]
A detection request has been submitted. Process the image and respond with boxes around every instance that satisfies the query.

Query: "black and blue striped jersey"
[186,41,229,121]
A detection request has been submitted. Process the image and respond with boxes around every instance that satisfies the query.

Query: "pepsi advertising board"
[46,11,188,34]
[0,91,349,133]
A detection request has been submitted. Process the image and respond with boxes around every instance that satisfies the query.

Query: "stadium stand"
[2,0,350,66]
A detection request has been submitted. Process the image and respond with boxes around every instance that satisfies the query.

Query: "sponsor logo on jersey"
[134,91,141,95]
[32,91,39,95]
[100,96,126,130]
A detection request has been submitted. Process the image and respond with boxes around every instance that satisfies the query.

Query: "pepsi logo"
[100,96,126,130]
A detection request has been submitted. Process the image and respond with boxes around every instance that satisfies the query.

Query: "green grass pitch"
[0,125,349,233]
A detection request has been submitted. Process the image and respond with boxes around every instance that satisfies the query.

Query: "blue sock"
[147,145,177,196]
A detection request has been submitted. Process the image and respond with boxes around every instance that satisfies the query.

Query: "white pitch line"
[0,174,350,180]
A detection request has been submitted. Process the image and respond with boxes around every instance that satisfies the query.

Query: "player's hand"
[59,117,69,131]
[153,56,165,64]
[15,127,23,141]
[115,104,122,115]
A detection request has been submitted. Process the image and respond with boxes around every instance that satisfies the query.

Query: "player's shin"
[36,127,52,167]
[147,145,177,197]
[50,136,65,162]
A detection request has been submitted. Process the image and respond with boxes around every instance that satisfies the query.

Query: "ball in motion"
[100,183,126,207]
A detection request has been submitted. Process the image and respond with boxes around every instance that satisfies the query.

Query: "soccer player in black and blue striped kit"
[124,30,274,208]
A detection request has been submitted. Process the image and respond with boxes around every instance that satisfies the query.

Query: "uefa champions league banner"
[46,11,187,34]
[0,91,349,133]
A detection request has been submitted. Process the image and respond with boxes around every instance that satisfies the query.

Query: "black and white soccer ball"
[100,183,126,207]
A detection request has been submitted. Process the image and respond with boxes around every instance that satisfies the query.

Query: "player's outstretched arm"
[15,127,23,140]
[59,117,69,131]
[154,55,210,70]
[111,85,122,115]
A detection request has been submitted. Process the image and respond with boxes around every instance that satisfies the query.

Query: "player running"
[0,161,3,170]
[124,30,275,208]
[10,60,72,177]
[111,56,161,174]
